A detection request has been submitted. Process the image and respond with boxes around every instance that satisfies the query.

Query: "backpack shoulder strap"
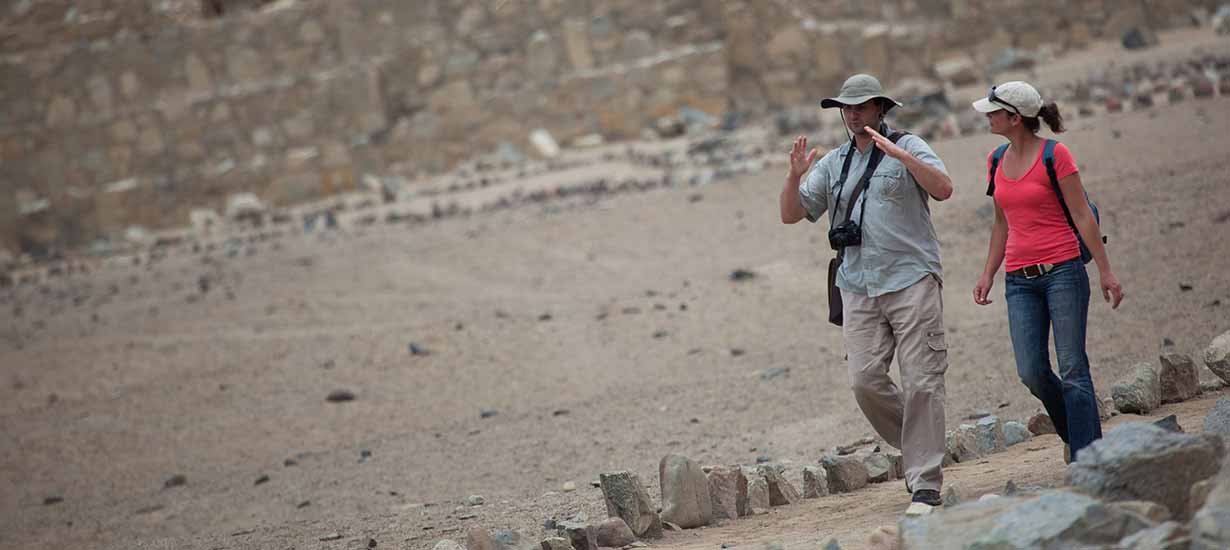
[986,143,1010,197]
[1043,139,1078,231]
[888,130,909,143]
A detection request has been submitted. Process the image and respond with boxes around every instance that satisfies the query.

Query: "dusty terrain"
[4,31,1230,550]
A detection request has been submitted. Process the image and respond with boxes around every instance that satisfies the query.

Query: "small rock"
[593,517,636,548]
[659,454,712,528]
[326,389,356,403]
[820,455,869,493]
[759,465,802,505]
[1111,363,1161,414]
[561,481,576,492]
[759,367,789,380]
[1153,414,1183,433]
[163,474,187,489]
[466,495,485,506]
[1027,413,1056,435]
[431,540,464,550]
[729,269,756,282]
[1159,352,1201,403]
[297,500,311,508]
[863,453,895,483]
[43,496,63,505]
[599,471,662,539]
[254,474,270,486]
[479,409,498,419]
[745,475,770,514]
[540,537,572,550]
[320,532,343,541]
[1004,480,1020,496]
[707,465,747,519]
[1003,421,1032,447]
[1205,330,1230,384]
[943,486,961,507]
[802,466,828,498]
[1203,396,1230,438]
[408,343,431,356]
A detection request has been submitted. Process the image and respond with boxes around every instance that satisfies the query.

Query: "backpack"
[985,139,1105,264]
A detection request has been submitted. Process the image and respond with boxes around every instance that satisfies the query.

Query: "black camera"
[828,219,863,250]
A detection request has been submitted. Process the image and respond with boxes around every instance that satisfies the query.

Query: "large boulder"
[1191,456,1230,549]
[599,471,662,539]
[1112,363,1161,414]
[899,490,1152,549]
[706,465,746,520]
[1159,352,1201,403]
[659,454,712,528]
[820,455,869,493]
[1066,423,1224,519]
[1205,331,1230,384]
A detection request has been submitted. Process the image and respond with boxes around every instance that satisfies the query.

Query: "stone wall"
[0,0,1218,256]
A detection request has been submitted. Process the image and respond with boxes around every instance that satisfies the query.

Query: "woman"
[970,81,1124,462]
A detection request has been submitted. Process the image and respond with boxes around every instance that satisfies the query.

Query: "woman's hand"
[1101,270,1124,309]
[788,136,819,181]
[973,273,995,305]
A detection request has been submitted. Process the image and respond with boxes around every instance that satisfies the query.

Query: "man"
[779,74,953,512]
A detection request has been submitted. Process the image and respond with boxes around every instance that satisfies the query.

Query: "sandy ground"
[3,30,1230,550]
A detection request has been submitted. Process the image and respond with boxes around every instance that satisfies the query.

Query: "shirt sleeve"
[798,152,834,223]
[1052,142,1079,180]
[899,135,948,175]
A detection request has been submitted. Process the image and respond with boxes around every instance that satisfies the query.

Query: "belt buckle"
[1023,264,1043,279]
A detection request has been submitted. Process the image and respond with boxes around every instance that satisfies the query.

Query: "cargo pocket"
[924,329,949,374]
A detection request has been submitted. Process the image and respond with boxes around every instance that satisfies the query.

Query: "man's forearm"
[780,172,807,224]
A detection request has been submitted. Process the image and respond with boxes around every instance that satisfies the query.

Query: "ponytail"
[1024,102,1065,133]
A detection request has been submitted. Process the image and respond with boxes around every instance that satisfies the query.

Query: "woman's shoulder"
[1048,140,1076,160]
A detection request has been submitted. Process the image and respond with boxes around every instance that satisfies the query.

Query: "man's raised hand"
[789,136,820,181]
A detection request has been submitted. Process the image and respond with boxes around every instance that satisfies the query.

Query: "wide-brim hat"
[820,74,903,111]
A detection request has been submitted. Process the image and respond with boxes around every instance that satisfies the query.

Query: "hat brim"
[820,95,903,111]
[972,97,1003,113]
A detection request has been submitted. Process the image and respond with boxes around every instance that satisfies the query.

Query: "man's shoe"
[911,489,942,506]
[905,489,941,516]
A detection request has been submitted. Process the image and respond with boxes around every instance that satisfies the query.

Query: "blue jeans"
[1005,259,1102,459]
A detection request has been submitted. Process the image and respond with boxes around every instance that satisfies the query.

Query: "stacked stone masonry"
[0,0,1218,255]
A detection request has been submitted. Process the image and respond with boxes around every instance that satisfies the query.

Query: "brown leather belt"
[1007,256,1080,279]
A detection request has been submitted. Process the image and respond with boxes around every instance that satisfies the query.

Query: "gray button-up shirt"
[799,127,947,297]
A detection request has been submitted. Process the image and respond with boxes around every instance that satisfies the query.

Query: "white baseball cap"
[972,81,1043,117]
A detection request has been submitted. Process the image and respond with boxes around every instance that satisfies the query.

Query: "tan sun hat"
[820,74,903,111]
[972,81,1044,117]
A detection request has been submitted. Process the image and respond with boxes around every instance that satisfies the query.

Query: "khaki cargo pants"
[841,274,948,492]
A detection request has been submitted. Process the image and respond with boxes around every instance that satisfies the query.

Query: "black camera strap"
[830,126,908,259]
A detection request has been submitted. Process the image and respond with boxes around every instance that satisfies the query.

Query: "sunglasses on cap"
[988,85,1022,116]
